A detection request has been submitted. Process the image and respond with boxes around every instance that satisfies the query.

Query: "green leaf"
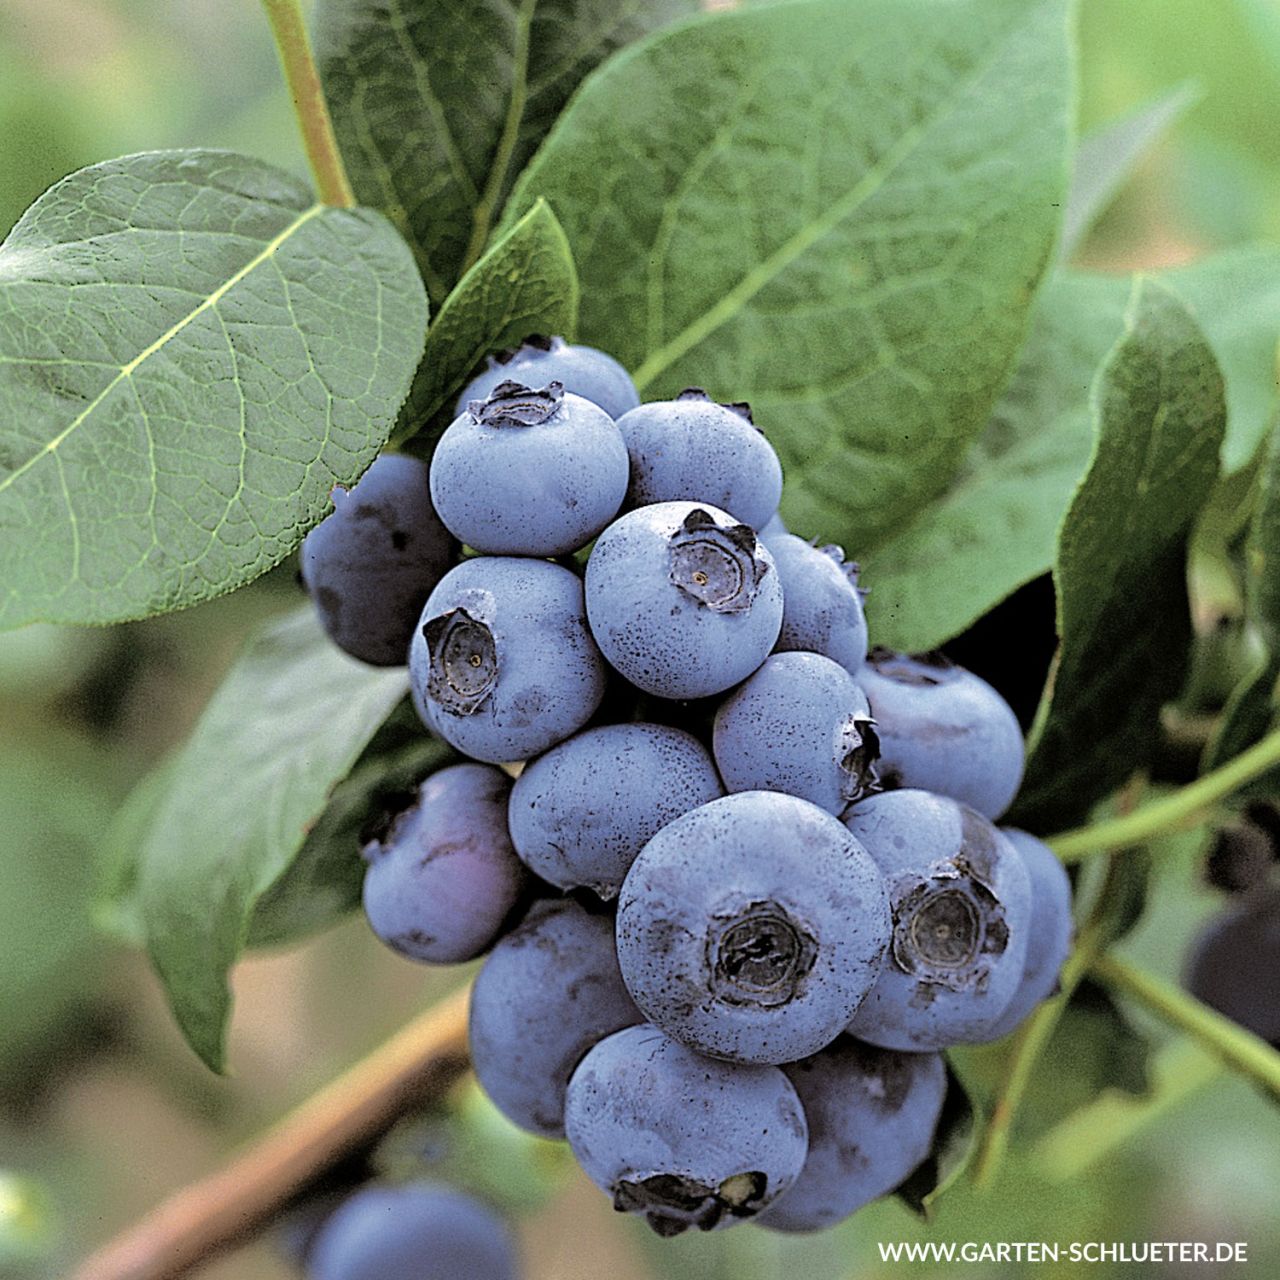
[503,0,1075,549]
[0,151,427,630]
[864,273,1129,651]
[1164,246,1280,472]
[313,0,698,308]
[1206,421,1280,772]
[247,701,454,948]
[894,1061,980,1217]
[137,607,412,1071]
[1060,85,1199,262]
[1014,278,1226,831]
[394,199,577,447]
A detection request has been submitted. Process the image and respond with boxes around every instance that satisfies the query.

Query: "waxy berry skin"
[616,791,891,1065]
[842,789,1031,1050]
[469,898,642,1138]
[615,389,783,529]
[585,501,784,699]
[456,334,640,420]
[981,828,1074,1040]
[301,453,455,666]
[713,651,879,816]
[307,1183,517,1280]
[361,763,527,965]
[508,722,723,899]
[409,556,607,763]
[430,380,629,557]
[564,1024,809,1237]
[767,534,868,678]
[858,649,1025,819]
[757,1037,947,1233]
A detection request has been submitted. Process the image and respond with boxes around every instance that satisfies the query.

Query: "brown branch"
[73,985,472,1280]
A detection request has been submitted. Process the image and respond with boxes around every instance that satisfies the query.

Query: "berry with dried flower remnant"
[713,652,879,815]
[843,789,1031,1050]
[767,533,868,677]
[409,557,606,762]
[585,502,783,699]
[564,1024,809,1236]
[430,380,628,557]
[616,791,890,1064]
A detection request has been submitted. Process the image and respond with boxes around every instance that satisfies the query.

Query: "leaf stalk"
[261,0,356,208]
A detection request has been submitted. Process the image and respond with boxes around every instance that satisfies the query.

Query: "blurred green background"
[1,1,1278,1277]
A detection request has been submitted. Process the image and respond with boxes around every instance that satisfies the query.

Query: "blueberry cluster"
[302,337,1075,1239]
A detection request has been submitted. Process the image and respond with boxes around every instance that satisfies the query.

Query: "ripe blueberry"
[456,334,640,420]
[409,557,607,762]
[469,898,642,1138]
[615,389,783,529]
[508,723,723,899]
[843,789,1031,1050]
[858,649,1025,819]
[564,1024,809,1236]
[301,454,455,666]
[585,502,783,699]
[768,534,868,677]
[981,828,1074,1040]
[757,1037,947,1232]
[430,381,628,557]
[712,651,879,815]
[361,764,527,964]
[306,1182,517,1280]
[616,791,890,1064]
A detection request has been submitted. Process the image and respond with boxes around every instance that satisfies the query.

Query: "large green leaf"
[1014,278,1225,832]
[1207,421,1280,771]
[313,0,698,308]
[137,607,412,1071]
[0,151,427,629]
[394,199,577,445]
[864,274,1129,651]
[503,0,1074,549]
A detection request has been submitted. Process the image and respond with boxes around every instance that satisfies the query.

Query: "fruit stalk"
[70,986,471,1280]
[260,0,356,208]
[1049,725,1280,861]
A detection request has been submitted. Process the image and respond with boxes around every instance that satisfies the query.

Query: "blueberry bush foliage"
[3,0,1280,1270]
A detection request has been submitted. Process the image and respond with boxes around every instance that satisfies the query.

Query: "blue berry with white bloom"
[455,334,640,420]
[564,1024,809,1236]
[843,789,1031,1050]
[768,534,868,677]
[301,454,455,666]
[980,828,1074,1040]
[585,502,783,699]
[617,791,890,1064]
[859,649,1025,819]
[409,557,606,762]
[362,763,527,964]
[509,723,723,899]
[469,898,642,1137]
[616,390,783,529]
[431,381,628,557]
[713,652,878,815]
[757,1037,947,1232]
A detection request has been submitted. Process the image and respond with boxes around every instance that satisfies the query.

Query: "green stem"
[1091,952,1280,1104]
[970,928,1095,1190]
[1049,724,1280,862]
[261,0,355,208]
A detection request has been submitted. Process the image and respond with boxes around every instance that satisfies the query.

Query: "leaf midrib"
[0,203,325,498]
[630,2,1050,389]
